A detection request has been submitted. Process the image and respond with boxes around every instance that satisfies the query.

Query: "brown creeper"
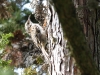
[25,16,49,62]
[31,23,47,48]
[25,15,47,49]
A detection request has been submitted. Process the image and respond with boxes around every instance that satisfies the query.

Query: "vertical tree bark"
[25,0,76,75]
[52,0,100,75]
[25,0,100,75]
[46,4,75,75]
[73,0,100,70]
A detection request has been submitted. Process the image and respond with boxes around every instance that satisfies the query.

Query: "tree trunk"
[25,0,76,75]
[25,0,100,75]
[45,4,75,75]
[73,0,100,71]
[52,0,100,75]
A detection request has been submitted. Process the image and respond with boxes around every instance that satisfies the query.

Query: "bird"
[25,15,49,62]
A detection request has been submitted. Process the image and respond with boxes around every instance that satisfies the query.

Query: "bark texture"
[24,0,100,75]
[46,4,75,75]
[52,0,100,75]
[25,0,77,75]
[73,0,100,71]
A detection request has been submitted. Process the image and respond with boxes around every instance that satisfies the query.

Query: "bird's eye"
[37,29,40,33]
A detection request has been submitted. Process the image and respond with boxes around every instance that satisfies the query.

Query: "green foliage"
[0,1,36,75]
[0,66,14,75]
[0,33,14,75]
[0,0,33,34]
[0,11,25,33]
[0,0,41,75]
[0,59,12,67]
[0,33,13,50]
[23,67,37,75]
[36,57,44,65]
[0,59,14,75]
[10,1,20,12]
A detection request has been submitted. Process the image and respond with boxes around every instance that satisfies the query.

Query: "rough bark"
[52,0,100,75]
[73,0,100,71]
[25,0,77,75]
[45,4,75,75]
